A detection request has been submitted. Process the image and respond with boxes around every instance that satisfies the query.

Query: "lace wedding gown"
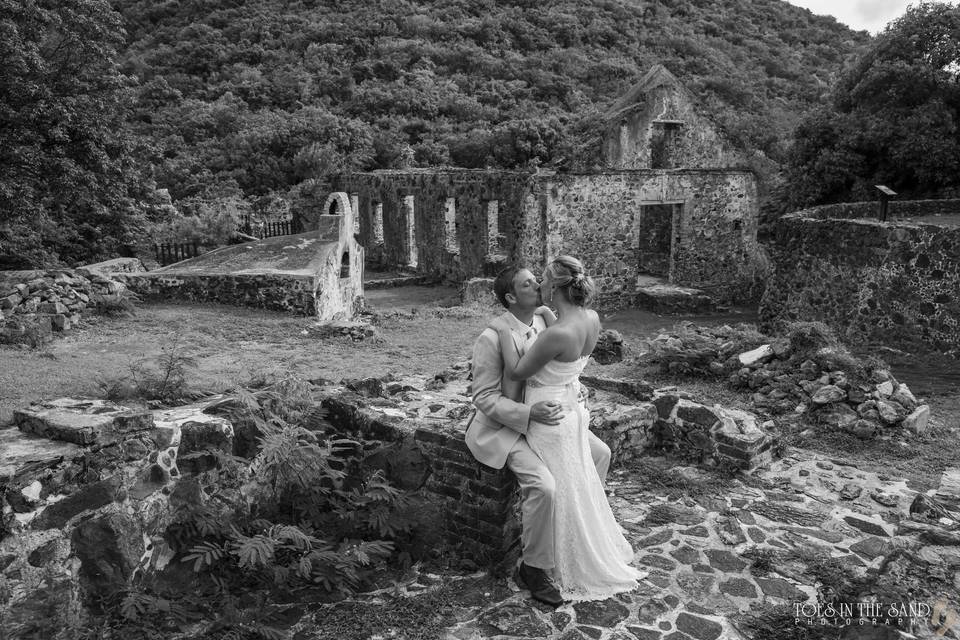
[525,357,644,601]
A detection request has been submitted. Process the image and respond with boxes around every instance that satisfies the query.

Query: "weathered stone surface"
[592,329,625,365]
[635,599,671,624]
[682,525,710,538]
[703,550,747,572]
[718,578,757,598]
[843,514,893,537]
[903,405,931,434]
[674,612,723,640]
[572,598,630,627]
[676,401,720,428]
[675,573,714,599]
[669,546,701,565]
[738,345,772,367]
[0,428,82,483]
[840,483,863,500]
[638,554,677,571]
[714,515,747,545]
[645,504,707,527]
[31,476,123,530]
[626,627,662,640]
[811,385,846,405]
[177,418,234,474]
[477,603,551,637]
[849,537,892,560]
[755,577,805,600]
[72,513,143,606]
[14,398,154,446]
[637,529,675,548]
[752,501,825,527]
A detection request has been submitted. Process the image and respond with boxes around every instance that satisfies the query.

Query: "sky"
[785,0,958,34]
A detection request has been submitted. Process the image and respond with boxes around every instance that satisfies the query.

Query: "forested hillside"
[114,0,869,201]
[2,0,873,267]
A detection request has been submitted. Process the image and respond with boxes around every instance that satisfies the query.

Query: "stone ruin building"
[119,195,364,323]
[315,65,763,308]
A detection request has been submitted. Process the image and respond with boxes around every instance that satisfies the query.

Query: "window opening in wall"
[485,200,500,254]
[650,120,683,169]
[328,199,339,216]
[404,194,418,267]
[372,202,384,245]
[350,193,360,234]
[444,197,459,254]
[637,203,679,277]
[340,250,350,278]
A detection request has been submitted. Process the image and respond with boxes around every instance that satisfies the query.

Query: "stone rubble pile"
[0,268,130,344]
[728,343,931,438]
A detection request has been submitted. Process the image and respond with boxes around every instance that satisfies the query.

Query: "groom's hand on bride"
[530,400,563,426]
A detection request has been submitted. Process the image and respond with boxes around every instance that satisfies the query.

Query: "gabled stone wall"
[760,203,960,354]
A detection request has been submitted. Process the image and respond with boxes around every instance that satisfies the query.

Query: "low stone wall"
[792,198,960,221]
[0,268,129,344]
[315,367,776,571]
[761,201,960,355]
[0,397,230,636]
[116,272,317,315]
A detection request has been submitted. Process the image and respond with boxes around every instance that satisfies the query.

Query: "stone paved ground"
[304,449,960,640]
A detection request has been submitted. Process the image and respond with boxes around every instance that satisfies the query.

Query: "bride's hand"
[488,316,512,339]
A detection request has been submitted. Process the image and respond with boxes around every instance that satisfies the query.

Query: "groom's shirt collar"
[505,311,543,336]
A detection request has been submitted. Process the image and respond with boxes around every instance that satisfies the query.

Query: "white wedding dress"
[524,356,644,601]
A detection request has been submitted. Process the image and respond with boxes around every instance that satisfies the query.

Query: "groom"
[465,265,611,607]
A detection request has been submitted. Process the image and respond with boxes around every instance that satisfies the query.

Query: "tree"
[0,0,148,267]
[784,2,960,208]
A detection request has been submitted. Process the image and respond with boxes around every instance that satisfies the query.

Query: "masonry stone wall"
[117,272,318,315]
[524,170,761,307]
[760,202,960,354]
[330,170,536,283]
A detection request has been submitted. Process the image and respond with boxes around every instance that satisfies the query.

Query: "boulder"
[592,329,624,365]
[902,405,931,434]
[738,344,773,367]
[811,384,846,405]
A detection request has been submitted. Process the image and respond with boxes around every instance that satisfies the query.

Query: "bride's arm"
[497,326,565,381]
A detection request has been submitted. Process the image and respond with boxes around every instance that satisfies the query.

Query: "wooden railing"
[154,242,200,266]
[237,218,301,238]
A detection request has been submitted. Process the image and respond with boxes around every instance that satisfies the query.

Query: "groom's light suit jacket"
[465,311,546,469]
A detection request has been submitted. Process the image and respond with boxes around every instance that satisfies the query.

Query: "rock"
[875,399,905,425]
[71,513,144,607]
[811,385,846,405]
[876,380,895,397]
[638,554,677,571]
[344,377,384,397]
[592,330,625,365]
[675,401,720,428]
[637,529,675,548]
[14,398,154,446]
[674,612,723,640]
[625,627,662,640]
[675,573,715,599]
[903,405,931,434]
[891,384,918,411]
[31,476,123,530]
[815,403,858,429]
[178,419,234,474]
[849,537,892,560]
[645,504,707,527]
[843,514,893,537]
[715,515,747,545]
[755,577,805,600]
[738,344,773,367]
[572,599,630,627]
[840,483,863,500]
[870,491,899,508]
[478,603,552,637]
[718,578,757,598]
[669,546,701,565]
[703,549,747,572]
[846,420,879,439]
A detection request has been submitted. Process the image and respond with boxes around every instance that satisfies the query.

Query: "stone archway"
[322,192,352,219]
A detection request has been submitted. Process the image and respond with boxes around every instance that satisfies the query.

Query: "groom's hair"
[493,265,523,308]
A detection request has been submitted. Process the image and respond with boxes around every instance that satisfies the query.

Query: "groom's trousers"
[505,432,611,570]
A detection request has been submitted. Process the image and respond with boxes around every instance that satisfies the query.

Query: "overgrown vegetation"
[87,375,417,639]
[98,334,202,405]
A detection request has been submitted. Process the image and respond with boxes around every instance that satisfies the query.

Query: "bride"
[493,255,643,601]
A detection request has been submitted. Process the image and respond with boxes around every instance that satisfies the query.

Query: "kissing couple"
[465,256,644,605]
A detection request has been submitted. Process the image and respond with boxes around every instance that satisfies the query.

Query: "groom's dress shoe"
[516,562,563,607]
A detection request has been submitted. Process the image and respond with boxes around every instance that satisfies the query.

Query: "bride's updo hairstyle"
[546,255,596,307]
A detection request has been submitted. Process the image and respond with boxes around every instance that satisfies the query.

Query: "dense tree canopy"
[784,2,960,208]
[0,0,153,268]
